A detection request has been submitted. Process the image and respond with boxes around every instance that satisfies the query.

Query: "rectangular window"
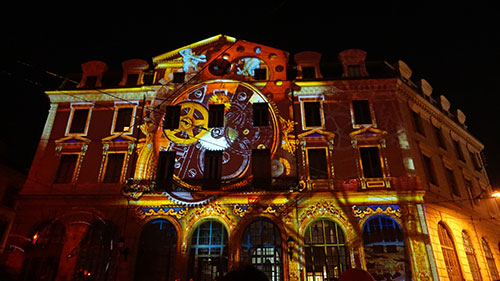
[204,151,222,189]
[412,111,425,136]
[445,168,460,197]
[102,153,125,183]
[421,154,437,186]
[302,67,316,79]
[252,103,269,126]
[68,108,90,134]
[113,107,134,133]
[453,140,465,161]
[352,100,372,125]
[252,149,271,186]
[433,125,446,149]
[163,105,181,130]
[359,146,383,178]
[208,104,225,128]
[156,151,176,191]
[307,148,329,179]
[304,101,322,128]
[348,65,361,77]
[464,179,478,205]
[469,151,482,171]
[54,154,79,184]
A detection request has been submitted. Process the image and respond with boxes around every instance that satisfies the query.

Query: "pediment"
[102,134,136,143]
[349,127,388,139]
[55,136,91,146]
[298,129,335,141]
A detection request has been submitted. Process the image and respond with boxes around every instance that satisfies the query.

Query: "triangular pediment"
[55,136,91,145]
[298,129,335,140]
[349,127,388,139]
[153,34,237,64]
[102,134,136,143]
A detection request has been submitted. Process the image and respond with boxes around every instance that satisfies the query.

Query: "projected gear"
[164,101,209,145]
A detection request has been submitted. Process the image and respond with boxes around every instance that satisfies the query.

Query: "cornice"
[396,79,483,149]
[46,87,157,103]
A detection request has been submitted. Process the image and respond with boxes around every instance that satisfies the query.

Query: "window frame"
[482,238,500,281]
[421,153,437,186]
[252,102,270,127]
[351,99,376,128]
[437,222,464,281]
[54,153,81,184]
[65,103,94,136]
[461,231,483,281]
[445,167,460,197]
[100,152,127,183]
[305,147,330,180]
[111,101,138,135]
[208,104,225,128]
[299,96,325,130]
[358,145,385,179]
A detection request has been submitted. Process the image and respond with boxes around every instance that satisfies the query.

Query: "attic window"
[348,65,361,77]
[302,67,316,79]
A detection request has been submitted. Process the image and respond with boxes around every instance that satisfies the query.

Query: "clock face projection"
[157,80,279,190]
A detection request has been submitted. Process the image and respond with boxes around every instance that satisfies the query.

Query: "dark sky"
[3,1,500,185]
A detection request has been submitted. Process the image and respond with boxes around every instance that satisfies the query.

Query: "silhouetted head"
[220,264,269,281]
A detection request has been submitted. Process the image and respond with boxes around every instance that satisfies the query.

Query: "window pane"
[422,154,436,185]
[55,154,78,184]
[189,221,228,281]
[307,148,328,179]
[438,223,464,281]
[462,231,482,281]
[102,153,125,183]
[241,219,282,281]
[252,103,269,126]
[69,109,90,134]
[360,147,383,178]
[304,102,322,127]
[482,238,499,280]
[164,105,181,130]
[352,100,372,125]
[114,107,133,132]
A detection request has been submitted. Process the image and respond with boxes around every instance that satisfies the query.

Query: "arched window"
[20,221,65,281]
[188,220,228,281]
[362,215,410,281]
[437,223,463,281]
[461,231,482,281]
[73,220,119,281]
[482,238,499,281]
[304,219,349,281]
[241,218,282,281]
[134,219,177,281]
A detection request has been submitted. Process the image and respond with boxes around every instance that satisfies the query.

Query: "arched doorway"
[19,221,65,281]
[241,218,283,281]
[188,220,228,281]
[362,215,410,281]
[134,219,177,281]
[304,219,349,281]
[73,220,119,281]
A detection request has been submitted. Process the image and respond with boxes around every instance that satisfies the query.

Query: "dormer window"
[301,66,316,79]
[348,65,361,77]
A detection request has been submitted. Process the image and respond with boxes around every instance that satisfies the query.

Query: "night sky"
[3,2,500,186]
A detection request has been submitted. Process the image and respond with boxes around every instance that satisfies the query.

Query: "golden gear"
[163,102,209,145]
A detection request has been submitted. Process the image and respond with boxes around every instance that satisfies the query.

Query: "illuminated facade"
[2,35,500,281]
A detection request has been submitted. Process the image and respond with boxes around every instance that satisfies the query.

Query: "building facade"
[1,35,500,281]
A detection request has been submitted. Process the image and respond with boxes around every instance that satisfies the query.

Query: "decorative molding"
[352,205,401,219]
[136,207,187,220]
